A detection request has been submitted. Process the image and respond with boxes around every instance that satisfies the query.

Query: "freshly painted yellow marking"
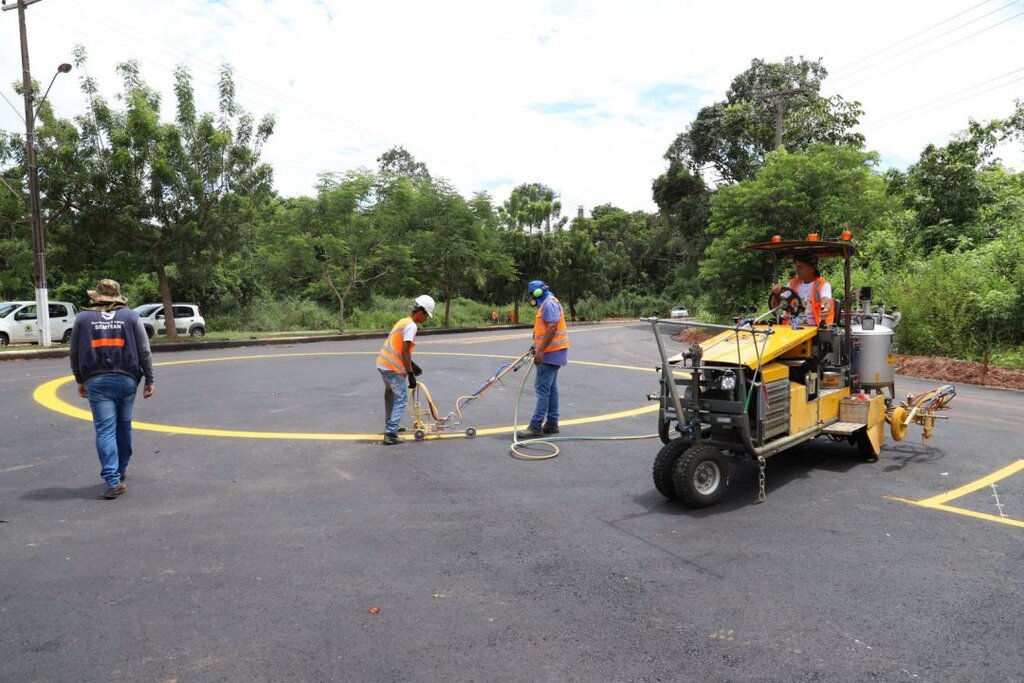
[34,351,657,441]
[889,459,1024,529]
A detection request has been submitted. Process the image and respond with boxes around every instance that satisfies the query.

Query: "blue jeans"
[530,363,560,428]
[379,369,408,435]
[85,373,139,488]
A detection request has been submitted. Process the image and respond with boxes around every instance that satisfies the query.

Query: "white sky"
[2,0,1022,214]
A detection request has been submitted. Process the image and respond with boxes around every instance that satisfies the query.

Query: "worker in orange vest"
[772,252,834,326]
[491,309,499,325]
[376,295,434,445]
[517,280,570,438]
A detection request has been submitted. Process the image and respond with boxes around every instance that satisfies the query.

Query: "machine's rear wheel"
[652,439,690,501]
[465,427,476,438]
[414,429,426,441]
[672,444,729,508]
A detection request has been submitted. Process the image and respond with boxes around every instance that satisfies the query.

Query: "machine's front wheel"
[414,429,426,441]
[672,444,729,508]
[465,427,477,438]
[652,439,690,501]
[889,406,908,441]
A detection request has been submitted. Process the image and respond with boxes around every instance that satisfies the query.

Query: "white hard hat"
[414,294,435,317]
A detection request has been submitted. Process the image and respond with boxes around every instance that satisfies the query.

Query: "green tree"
[699,145,894,317]
[898,122,1000,253]
[665,57,864,183]
[412,179,513,327]
[498,182,566,234]
[44,52,275,337]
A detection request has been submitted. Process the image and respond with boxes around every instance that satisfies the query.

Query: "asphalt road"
[1,322,1022,682]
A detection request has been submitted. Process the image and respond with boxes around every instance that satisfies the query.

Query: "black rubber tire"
[414,429,426,441]
[465,427,477,438]
[145,326,155,339]
[61,329,72,344]
[672,444,729,509]
[652,439,690,501]
[189,326,205,338]
[0,333,8,347]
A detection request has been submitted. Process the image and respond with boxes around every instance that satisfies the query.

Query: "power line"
[48,4,501,184]
[861,65,1024,129]
[839,8,1024,91]
[832,0,1001,74]
[862,74,1024,132]
[831,0,1022,84]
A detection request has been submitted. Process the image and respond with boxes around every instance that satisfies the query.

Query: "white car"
[134,303,206,338]
[0,300,77,346]
[669,305,690,319]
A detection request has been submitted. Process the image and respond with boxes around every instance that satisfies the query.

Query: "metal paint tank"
[850,289,901,395]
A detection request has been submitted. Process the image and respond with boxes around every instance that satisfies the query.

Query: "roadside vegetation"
[2,54,1021,368]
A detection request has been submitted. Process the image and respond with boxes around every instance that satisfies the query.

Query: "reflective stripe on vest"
[788,276,834,326]
[533,296,569,352]
[376,317,414,374]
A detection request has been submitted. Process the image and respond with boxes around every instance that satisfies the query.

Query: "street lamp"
[4,0,71,346]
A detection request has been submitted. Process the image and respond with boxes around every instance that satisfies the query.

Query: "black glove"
[408,373,417,389]
[411,361,423,377]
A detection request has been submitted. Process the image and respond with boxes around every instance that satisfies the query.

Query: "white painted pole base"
[35,286,52,347]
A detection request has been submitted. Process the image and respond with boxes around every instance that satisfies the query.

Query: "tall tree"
[44,52,275,337]
[895,121,1000,253]
[377,145,431,181]
[412,179,513,327]
[498,182,566,234]
[699,144,894,317]
[665,57,864,184]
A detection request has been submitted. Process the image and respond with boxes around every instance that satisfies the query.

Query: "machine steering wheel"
[768,286,805,322]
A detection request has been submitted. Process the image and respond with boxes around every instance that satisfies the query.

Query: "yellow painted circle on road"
[34,351,658,441]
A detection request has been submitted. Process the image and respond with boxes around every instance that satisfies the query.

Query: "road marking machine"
[646,233,956,508]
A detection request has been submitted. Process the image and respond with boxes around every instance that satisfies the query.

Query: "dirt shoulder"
[672,327,1023,392]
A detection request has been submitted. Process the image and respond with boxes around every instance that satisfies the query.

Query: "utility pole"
[758,87,806,150]
[4,0,55,345]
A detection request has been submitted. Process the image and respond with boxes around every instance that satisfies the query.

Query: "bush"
[209,295,336,332]
[575,291,674,320]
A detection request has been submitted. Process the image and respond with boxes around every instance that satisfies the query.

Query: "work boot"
[381,433,405,445]
[542,421,559,434]
[103,483,127,499]
[516,424,544,440]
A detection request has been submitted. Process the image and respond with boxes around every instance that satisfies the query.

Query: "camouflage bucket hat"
[87,278,127,304]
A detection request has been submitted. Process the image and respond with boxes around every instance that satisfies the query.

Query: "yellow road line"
[33,350,657,441]
[889,459,1024,529]
[915,459,1024,506]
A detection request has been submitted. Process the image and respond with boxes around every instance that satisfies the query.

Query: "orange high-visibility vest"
[788,276,834,326]
[376,316,414,374]
[533,296,570,352]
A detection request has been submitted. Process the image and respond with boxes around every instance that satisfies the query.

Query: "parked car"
[0,300,77,346]
[134,303,206,338]
[669,305,690,319]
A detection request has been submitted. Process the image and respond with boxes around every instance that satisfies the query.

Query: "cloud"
[1,0,1021,216]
